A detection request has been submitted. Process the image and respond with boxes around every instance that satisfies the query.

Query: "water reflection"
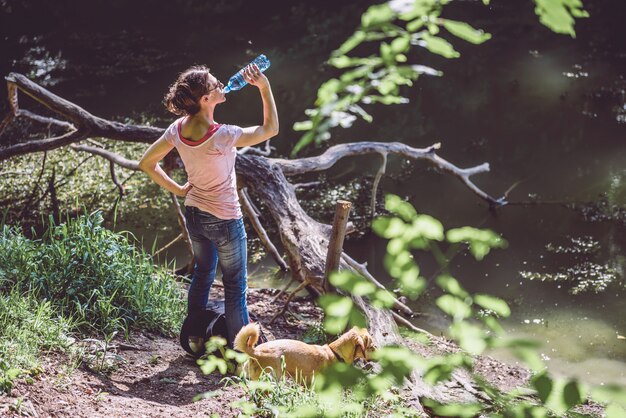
[19,42,67,86]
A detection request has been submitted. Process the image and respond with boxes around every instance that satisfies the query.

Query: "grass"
[0,289,74,392]
[0,210,187,392]
[0,211,186,337]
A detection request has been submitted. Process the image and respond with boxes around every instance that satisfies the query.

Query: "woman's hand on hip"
[177,182,193,197]
[243,64,269,90]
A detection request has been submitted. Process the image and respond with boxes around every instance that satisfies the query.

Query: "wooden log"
[323,200,352,292]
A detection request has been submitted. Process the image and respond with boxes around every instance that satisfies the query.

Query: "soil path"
[0,288,322,418]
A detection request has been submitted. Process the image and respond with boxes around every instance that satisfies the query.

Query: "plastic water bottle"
[223,54,271,94]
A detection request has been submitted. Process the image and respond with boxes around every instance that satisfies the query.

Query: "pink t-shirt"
[163,117,243,220]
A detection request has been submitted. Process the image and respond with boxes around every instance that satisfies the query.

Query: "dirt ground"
[0,288,322,418]
[0,287,603,417]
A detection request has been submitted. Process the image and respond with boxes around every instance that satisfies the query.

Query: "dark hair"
[164,65,211,116]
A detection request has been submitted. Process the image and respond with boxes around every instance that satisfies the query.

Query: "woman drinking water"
[138,62,278,346]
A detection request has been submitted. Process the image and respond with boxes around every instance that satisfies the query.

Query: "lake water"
[2,0,624,386]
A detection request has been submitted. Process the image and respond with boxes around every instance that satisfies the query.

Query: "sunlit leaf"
[442,19,491,44]
[436,295,471,320]
[533,0,588,38]
[372,216,407,239]
[384,194,417,222]
[450,321,488,354]
[512,346,545,373]
[436,274,469,299]
[391,35,411,53]
[387,237,406,255]
[591,384,626,407]
[293,120,313,131]
[446,227,507,260]
[372,288,396,309]
[398,267,426,299]
[412,214,444,241]
[334,30,367,56]
[473,294,511,317]
[606,403,626,418]
[362,3,395,28]
[418,34,460,58]
[319,294,353,334]
[371,345,421,384]
[315,78,341,106]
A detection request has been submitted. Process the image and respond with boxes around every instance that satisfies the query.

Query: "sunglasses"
[207,80,224,93]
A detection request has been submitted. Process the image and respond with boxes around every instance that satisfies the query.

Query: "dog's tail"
[234,323,260,355]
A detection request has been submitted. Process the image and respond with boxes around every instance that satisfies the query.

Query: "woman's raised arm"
[236,64,279,147]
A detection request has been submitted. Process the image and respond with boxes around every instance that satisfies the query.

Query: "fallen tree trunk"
[1,73,510,411]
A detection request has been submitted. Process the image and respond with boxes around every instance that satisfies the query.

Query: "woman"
[138,62,278,346]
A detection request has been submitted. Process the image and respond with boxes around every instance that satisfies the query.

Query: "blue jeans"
[184,205,250,345]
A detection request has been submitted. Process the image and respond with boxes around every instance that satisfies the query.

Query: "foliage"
[0,211,186,337]
[0,139,180,233]
[314,194,625,417]
[0,289,74,393]
[291,0,588,156]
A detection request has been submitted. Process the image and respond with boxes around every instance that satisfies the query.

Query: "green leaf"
[398,267,426,300]
[513,346,545,373]
[533,0,589,38]
[372,216,407,239]
[319,294,353,334]
[442,19,491,44]
[450,321,488,355]
[361,3,395,28]
[606,404,626,418]
[334,30,367,56]
[384,194,417,222]
[419,34,460,58]
[328,55,353,69]
[412,215,444,241]
[446,227,507,260]
[293,120,313,131]
[473,294,511,317]
[563,380,583,409]
[406,18,425,32]
[372,288,396,309]
[371,345,422,385]
[315,78,341,106]
[532,372,553,403]
[436,274,469,299]
[436,295,471,320]
[387,238,406,256]
[591,384,626,407]
[384,251,415,278]
[390,36,411,54]
[377,78,397,95]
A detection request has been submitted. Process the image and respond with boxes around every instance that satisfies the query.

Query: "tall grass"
[0,211,185,337]
[0,290,73,392]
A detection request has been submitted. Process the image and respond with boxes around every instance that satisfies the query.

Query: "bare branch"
[371,152,387,219]
[0,129,83,161]
[109,160,124,198]
[239,187,289,271]
[70,144,140,171]
[271,141,504,207]
[239,139,273,156]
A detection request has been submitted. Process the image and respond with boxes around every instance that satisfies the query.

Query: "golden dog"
[234,324,375,384]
